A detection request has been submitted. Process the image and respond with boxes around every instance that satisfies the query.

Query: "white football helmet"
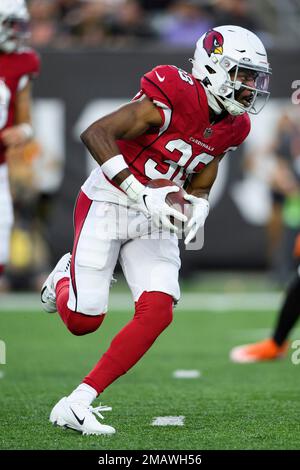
[191,25,271,116]
[0,0,30,53]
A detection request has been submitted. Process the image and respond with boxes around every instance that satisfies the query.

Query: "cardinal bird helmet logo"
[203,29,224,57]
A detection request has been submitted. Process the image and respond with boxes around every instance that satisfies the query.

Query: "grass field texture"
[0,294,300,450]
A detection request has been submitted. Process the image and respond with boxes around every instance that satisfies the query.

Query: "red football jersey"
[0,48,40,164]
[117,65,250,187]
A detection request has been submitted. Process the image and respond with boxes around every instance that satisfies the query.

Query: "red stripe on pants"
[56,278,105,335]
[71,190,92,311]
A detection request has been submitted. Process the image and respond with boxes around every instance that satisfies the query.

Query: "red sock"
[0,265,5,277]
[56,278,105,336]
[83,291,173,394]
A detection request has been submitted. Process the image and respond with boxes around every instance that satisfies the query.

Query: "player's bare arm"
[81,97,162,185]
[1,81,33,147]
[187,155,222,199]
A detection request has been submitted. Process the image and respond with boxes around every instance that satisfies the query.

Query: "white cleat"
[49,397,116,435]
[41,253,72,313]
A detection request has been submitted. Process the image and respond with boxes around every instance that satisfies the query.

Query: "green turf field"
[0,294,300,450]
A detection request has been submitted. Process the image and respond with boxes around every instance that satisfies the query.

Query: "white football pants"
[68,190,181,316]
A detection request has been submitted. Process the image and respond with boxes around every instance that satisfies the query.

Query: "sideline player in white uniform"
[0,0,40,277]
[42,26,271,435]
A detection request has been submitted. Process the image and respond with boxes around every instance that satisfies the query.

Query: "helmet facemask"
[0,16,30,52]
[0,0,30,54]
[213,57,271,115]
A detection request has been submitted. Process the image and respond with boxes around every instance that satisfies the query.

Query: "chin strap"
[203,86,223,115]
[206,85,246,117]
[222,97,246,116]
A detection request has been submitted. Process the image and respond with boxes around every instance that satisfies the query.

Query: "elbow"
[80,124,97,147]
[79,122,112,166]
[80,128,88,145]
[80,120,108,146]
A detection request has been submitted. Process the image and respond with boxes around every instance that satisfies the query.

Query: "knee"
[136,291,174,332]
[66,312,105,336]
[154,292,173,330]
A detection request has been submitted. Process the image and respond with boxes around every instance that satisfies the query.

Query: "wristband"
[101,154,129,180]
[119,174,145,201]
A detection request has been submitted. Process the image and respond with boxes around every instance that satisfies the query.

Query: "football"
[146,178,192,231]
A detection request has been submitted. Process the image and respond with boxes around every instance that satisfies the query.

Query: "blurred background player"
[230,232,300,363]
[41,25,271,435]
[232,105,300,284]
[0,0,40,280]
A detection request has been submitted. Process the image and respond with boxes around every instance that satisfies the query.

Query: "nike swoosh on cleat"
[70,408,85,426]
[155,71,165,82]
[40,286,47,303]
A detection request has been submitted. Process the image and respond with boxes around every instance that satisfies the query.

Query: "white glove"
[134,185,188,232]
[120,174,187,232]
[183,194,209,244]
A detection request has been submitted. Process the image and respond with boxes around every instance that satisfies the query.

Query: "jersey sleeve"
[140,65,179,110]
[18,49,41,80]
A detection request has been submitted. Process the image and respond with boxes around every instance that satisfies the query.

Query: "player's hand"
[183,194,209,244]
[133,185,188,232]
[1,125,30,147]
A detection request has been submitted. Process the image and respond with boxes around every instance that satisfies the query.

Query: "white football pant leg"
[0,164,13,265]
[68,201,121,316]
[120,227,181,303]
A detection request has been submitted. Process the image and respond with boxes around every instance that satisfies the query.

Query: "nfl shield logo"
[203,128,213,138]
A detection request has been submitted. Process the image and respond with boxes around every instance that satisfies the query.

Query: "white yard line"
[0,292,283,313]
[152,416,185,426]
[172,370,201,379]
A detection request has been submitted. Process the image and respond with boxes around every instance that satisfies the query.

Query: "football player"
[0,0,40,277]
[41,25,271,435]
[230,233,300,363]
